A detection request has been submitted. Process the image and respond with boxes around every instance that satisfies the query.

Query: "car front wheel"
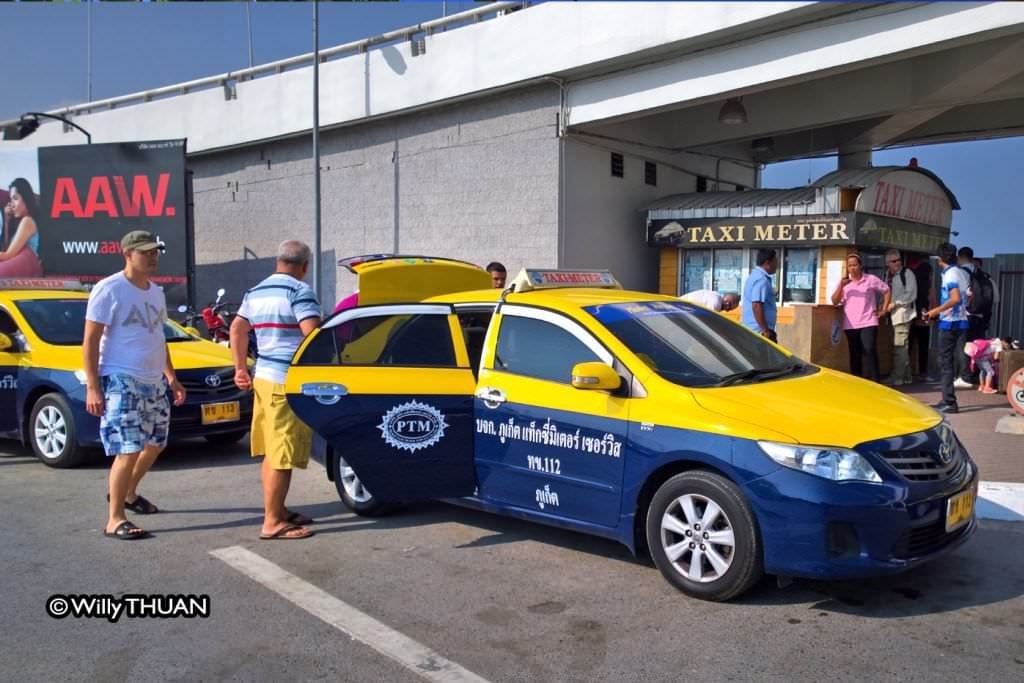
[645,470,762,601]
[333,453,389,516]
[29,393,86,468]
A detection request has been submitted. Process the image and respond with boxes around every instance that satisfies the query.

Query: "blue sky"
[4,1,1022,257]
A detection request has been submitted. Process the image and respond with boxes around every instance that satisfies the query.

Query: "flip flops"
[287,511,315,526]
[106,493,159,515]
[103,520,151,540]
[259,524,314,540]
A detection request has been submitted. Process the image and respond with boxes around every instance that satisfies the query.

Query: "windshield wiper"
[715,362,804,386]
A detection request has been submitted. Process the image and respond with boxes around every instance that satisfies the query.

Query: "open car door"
[286,304,477,503]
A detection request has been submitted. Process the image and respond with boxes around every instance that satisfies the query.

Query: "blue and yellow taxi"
[0,279,253,468]
[286,257,977,601]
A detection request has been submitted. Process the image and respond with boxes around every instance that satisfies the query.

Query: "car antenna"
[498,282,516,306]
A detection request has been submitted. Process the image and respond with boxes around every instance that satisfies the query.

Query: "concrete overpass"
[5,1,1024,300]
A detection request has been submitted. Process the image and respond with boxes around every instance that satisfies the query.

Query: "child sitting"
[965,337,1019,394]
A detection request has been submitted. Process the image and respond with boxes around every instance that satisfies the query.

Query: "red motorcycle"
[201,288,232,344]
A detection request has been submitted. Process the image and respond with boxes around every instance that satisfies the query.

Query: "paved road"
[2,439,1023,682]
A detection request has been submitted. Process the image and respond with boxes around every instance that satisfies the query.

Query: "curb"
[977,481,1024,522]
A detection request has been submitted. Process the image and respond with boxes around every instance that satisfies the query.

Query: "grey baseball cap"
[121,230,163,252]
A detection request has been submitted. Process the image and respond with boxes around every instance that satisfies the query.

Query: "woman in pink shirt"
[831,253,891,381]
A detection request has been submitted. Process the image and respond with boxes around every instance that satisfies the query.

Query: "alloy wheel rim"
[660,493,736,583]
[34,406,68,460]
[338,455,372,503]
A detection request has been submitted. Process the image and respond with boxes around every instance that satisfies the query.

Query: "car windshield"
[584,300,816,388]
[15,299,195,345]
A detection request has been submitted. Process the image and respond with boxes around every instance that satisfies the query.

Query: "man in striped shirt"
[231,240,322,540]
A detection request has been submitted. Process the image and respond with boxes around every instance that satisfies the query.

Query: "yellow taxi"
[286,257,976,601]
[0,279,252,467]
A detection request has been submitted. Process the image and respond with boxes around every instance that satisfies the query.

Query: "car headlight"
[758,441,882,483]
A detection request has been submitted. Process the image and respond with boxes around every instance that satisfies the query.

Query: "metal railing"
[6,2,525,125]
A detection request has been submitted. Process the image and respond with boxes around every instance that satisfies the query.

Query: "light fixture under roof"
[718,97,747,125]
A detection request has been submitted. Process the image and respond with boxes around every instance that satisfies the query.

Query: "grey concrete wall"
[187,85,560,310]
[561,138,700,292]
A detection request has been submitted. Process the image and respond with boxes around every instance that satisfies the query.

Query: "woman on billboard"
[0,178,44,277]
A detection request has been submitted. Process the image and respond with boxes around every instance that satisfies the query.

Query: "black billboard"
[1,139,190,306]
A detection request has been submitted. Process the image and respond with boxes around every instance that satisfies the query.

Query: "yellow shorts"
[250,377,312,470]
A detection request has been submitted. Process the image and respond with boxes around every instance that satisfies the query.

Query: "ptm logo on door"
[377,400,448,453]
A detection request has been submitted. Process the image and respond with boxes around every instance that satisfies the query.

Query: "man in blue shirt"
[742,248,778,342]
[927,242,970,414]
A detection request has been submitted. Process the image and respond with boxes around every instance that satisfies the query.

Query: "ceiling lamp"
[718,97,747,125]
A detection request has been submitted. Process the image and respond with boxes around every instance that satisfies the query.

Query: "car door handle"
[475,386,506,408]
[301,382,348,405]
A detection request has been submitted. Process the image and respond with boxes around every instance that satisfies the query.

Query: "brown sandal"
[259,524,314,540]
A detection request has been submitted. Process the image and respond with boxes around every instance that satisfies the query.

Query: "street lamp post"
[1,112,92,144]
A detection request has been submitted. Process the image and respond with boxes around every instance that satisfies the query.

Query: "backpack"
[966,268,994,317]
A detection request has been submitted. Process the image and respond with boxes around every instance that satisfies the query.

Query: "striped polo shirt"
[237,273,321,383]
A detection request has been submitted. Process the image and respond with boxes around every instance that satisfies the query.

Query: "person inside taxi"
[486,261,507,288]
[231,240,322,540]
[680,289,740,312]
[741,249,778,342]
[831,252,891,382]
[83,230,187,540]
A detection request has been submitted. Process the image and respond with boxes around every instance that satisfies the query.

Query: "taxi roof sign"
[509,268,621,293]
[0,278,87,291]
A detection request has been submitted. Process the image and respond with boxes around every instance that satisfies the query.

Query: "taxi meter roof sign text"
[510,269,621,292]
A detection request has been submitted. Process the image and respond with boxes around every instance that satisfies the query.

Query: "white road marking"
[978,481,1024,522]
[210,545,491,683]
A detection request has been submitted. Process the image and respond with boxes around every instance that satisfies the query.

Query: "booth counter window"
[783,248,818,303]
[682,249,712,293]
[679,246,820,304]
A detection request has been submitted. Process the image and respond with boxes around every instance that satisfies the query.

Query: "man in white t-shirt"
[83,230,187,540]
[680,289,740,312]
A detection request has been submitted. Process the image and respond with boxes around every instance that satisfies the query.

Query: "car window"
[297,313,456,367]
[0,308,19,335]
[585,300,815,387]
[494,315,600,384]
[15,299,193,345]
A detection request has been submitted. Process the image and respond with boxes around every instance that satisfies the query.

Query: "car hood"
[166,340,235,369]
[691,367,940,448]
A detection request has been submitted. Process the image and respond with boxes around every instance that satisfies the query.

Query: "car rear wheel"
[334,454,389,516]
[204,430,248,446]
[645,470,762,602]
[29,393,86,468]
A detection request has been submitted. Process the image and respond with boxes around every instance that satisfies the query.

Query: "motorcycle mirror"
[217,288,226,298]
[177,305,188,313]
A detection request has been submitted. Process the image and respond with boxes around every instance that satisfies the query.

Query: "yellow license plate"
[945,486,976,532]
[202,401,240,425]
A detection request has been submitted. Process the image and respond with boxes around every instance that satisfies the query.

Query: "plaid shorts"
[100,374,171,456]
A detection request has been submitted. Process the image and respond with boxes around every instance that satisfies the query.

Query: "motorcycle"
[179,288,258,360]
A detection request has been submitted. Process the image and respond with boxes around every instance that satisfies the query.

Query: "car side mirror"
[571,361,622,391]
[0,333,13,352]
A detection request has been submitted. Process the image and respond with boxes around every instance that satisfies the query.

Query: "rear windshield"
[15,299,194,345]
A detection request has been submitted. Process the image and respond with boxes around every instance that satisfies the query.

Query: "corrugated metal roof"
[645,187,815,212]
[645,165,960,219]
[812,165,960,209]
